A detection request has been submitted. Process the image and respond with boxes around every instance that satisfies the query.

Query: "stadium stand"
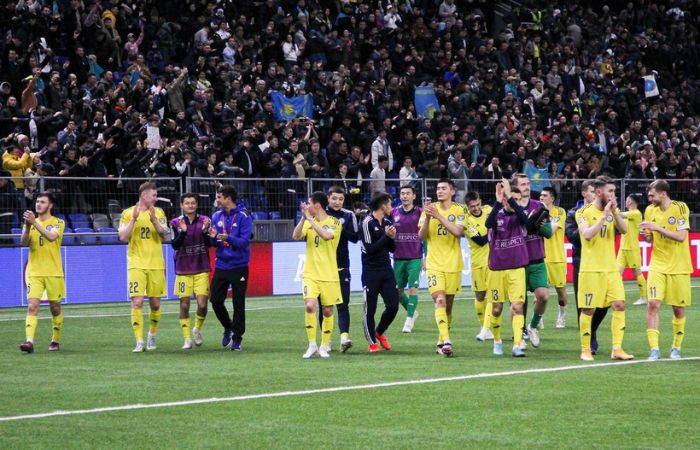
[0,0,698,232]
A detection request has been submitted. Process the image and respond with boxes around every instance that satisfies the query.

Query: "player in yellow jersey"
[540,187,568,328]
[118,182,170,353]
[464,191,495,342]
[418,179,467,357]
[19,192,65,353]
[292,191,342,359]
[576,176,633,361]
[616,194,647,305]
[640,180,693,360]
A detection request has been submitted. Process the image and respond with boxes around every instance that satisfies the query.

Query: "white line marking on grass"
[3,283,698,322]
[0,357,697,423]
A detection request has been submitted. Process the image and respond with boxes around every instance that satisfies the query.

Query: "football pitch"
[1,281,698,449]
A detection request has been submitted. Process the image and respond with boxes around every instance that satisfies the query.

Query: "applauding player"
[641,180,692,360]
[418,179,466,357]
[171,194,211,349]
[391,186,423,333]
[292,192,342,359]
[576,176,633,361]
[19,193,66,353]
[485,180,529,357]
[119,182,170,352]
[360,192,400,352]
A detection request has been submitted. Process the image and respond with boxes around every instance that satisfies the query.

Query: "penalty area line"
[0,357,697,423]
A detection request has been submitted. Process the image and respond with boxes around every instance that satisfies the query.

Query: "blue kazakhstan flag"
[271,90,314,121]
[524,161,552,193]
[415,86,440,118]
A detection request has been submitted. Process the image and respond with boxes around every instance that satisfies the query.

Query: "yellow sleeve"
[156,208,167,227]
[643,205,653,221]
[56,219,65,241]
[301,220,310,238]
[418,211,426,227]
[119,209,132,230]
[678,203,690,230]
[2,153,26,170]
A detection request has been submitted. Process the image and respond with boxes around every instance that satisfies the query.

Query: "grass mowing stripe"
[3,283,694,322]
[1,357,697,423]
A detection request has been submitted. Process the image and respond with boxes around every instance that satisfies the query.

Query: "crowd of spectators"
[1,0,700,224]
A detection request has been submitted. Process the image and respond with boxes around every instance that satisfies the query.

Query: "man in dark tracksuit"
[360,192,399,353]
[323,186,359,352]
[208,185,253,351]
[565,180,608,354]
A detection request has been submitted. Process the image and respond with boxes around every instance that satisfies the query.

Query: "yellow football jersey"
[119,206,167,270]
[644,202,692,274]
[576,203,621,272]
[544,206,566,263]
[27,216,65,277]
[420,202,466,272]
[620,209,642,251]
[302,215,341,282]
[465,204,492,269]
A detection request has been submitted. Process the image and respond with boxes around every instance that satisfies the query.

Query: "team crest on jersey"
[667,216,676,225]
[218,221,223,227]
[393,215,400,222]
[46,225,56,232]
[448,214,455,222]
[322,225,334,231]
[606,215,614,222]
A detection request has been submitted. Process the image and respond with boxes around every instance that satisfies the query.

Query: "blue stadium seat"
[55,213,67,223]
[69,213,91,229]
[296,211,303,223]
[97,227,119,243]
[269,211,281,220]
[62,227,75,245]
[10,227,22,245]
[252,212,269,221]
[74,227,97,245]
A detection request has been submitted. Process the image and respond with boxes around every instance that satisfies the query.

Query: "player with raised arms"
[170,193,211,349]
[418,179,467,357]
[485,180,530,357]
[119,181,170,352]
[576,176,633,361]
[292,191,342,359]
[19,192,66,353]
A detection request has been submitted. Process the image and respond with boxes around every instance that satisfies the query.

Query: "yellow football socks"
[194,314,206,330]
[672,316,686,349]
[305,312,316,343]
[475,300,486,326]
[447,312,453,330]
[131,308,144,342]
[491,313,502,341]
[513,314,524,346]
[180,318,192,340]
[25,314,38,342]
[637,274,647,300]
[483,301,493,330]
[51,313,64,343]
[611,310,626,348]
[149,309,161,334]
[435,307,449,342]
[321,315,334,347]
[579,313,592,351]
[646,328,660,349]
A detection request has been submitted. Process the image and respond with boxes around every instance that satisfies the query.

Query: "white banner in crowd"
[272,241,473,296]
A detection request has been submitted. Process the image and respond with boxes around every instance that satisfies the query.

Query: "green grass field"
[1,281,699,449]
